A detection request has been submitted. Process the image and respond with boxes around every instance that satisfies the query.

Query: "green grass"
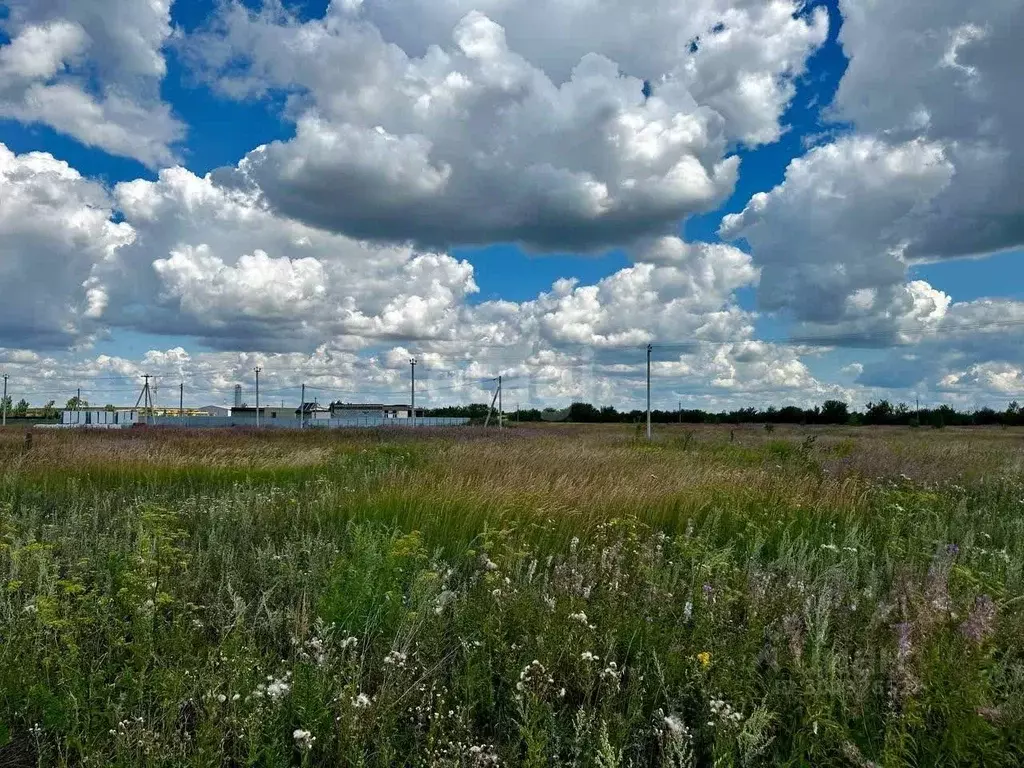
[0,424,1023,766]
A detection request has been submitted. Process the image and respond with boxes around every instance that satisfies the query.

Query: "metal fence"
[148,416,470,429]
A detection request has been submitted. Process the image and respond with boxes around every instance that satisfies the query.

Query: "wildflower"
[516,660,553,698]
[696,651,711,668]
[708,697,743,726]
[820,543,839,552]
[216,694,227,704]
[895,622,913,662]
[351,693,372,709]
[580,651,599,662]
[467,743,501,766]
[568,611,589,625]
[339,636,359,649]
[663,714,687,738]
[841,740,881,768]
[482,556,498,572]
[600,661,621,686]
[383,650,407,667]
[960,594,997,645]
[435,589,457,615]
[293,729,315,751]
[266,674,292,701]
[683,600,693,621]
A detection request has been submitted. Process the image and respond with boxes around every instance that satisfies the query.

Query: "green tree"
[0,395,10,416]
[13,399,29,417]
[864,400,894,425]
[66,395,88,410]
[820,400,849,424]
[41,400,57,419]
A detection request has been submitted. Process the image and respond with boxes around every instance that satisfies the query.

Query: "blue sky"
[0,0,1022,409]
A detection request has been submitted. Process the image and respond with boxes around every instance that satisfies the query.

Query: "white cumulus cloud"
[0,0,184,166]
[185,0,826,250]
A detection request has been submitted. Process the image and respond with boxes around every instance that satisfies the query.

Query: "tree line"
[424,399,1024,427]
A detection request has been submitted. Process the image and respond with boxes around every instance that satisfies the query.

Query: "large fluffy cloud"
[0,143,134,348]
[834,0,1024,261]
[720,136,955,337]
[0,0,183,166]
[723,0,1024,336]
[101,166,480,350]
[187,0,826,250]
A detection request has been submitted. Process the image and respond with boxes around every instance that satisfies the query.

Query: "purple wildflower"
[782,613,804,663]
[945,543,960,557]
[960,594,997,645]
[895,622,913,663]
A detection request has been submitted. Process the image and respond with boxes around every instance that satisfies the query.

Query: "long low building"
[330,403,413,418]
[60,408,143,427]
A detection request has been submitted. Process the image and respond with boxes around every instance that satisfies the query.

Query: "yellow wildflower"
[696,651,712,668]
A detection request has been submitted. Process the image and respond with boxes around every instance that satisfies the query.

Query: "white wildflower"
[664,714,685,735]
[293,729,315,751]
[266,674,291,701]
[383,650,407,667]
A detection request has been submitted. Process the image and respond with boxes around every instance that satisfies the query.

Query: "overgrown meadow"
[1,424,1023,766]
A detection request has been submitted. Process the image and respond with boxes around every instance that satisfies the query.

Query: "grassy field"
[1,424,1023,766]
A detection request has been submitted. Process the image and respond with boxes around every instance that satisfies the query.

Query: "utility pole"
[484,379,500,428]
[516,402,520,424]
[2,373,7,427]
[254,367,262,427]
[77,386,82,425]
[179,382,184,418]
[678,400,682,424]
[135,375,153,425]
[300,383,306,429]
[498,375,503,431]
[410,357,417,427]
[646,344,652,441]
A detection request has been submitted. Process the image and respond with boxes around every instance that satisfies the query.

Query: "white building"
[297,403,331,422]
[230,406,295,424]
[60,408,142,427]
[196,405,232,417]
[331,403,413,419]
